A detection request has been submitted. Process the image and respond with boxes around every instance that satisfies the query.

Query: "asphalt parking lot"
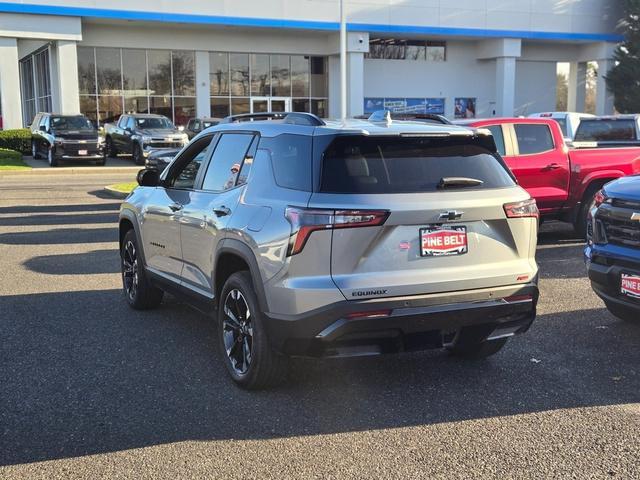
[0,173,639,479]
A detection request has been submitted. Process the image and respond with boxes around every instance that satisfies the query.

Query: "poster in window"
[383,98,407,113]
[364,97,384,114]
[454,97,476,119]
[424,98,445,115]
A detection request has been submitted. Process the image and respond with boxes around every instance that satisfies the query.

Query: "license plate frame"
[620,273,640,299]
[420,225,468,257]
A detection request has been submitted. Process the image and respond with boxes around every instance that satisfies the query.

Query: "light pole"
[340,0,347,120]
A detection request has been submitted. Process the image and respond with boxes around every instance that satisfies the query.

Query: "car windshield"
[575,119,637,141]
[136,117,174,129]
[50,116,94,131]
[321,136,515,194]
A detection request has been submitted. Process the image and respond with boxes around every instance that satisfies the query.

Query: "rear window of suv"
[574,119,637,141]
[320,136,515,194]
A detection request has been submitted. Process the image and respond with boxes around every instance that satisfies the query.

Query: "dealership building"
[0,0,623,129]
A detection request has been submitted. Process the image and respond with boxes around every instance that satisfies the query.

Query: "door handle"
[545,163,561,170]
[213,205,231,217]
[169,203,183,212]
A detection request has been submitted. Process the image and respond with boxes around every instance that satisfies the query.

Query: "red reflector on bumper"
[345,310,392,320]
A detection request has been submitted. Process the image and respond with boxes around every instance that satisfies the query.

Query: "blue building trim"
[0,2,624,43]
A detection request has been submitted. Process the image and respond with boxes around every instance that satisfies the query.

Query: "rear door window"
[485,125,506,156]
[258,134,313,191]
[574,119,637,141]
[320,136,515,194]
[514,124,554,154]
[201,133,255,191]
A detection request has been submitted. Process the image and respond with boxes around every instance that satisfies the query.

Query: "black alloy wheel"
[222,289,254,375]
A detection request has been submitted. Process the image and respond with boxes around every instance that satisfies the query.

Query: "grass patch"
[0,148,31,171]
[108,182,137,194]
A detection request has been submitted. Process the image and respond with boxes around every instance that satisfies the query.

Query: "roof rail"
[220,112,325,126]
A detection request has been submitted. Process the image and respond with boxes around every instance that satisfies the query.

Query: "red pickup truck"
[459,117,640,236]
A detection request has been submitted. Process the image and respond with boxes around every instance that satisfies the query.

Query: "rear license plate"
[420,226,468,257]
[621,273,640,299]
[78,149,88,155]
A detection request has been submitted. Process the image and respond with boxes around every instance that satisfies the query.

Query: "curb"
[102,186,130,199]
[0,166,140,176]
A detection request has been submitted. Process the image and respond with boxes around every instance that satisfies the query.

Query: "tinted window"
[514,124,554,154]
[169,136,213,189]
[136,117,173,129]
[202,134,255,191]
[237,137,259,186]
[486,125,506,156]
[574,119,637,141]
[50,116,94,131]
[320,136,514,194]
[258,134,312,191]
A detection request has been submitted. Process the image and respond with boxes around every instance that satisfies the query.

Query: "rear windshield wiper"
[437,177,484,189]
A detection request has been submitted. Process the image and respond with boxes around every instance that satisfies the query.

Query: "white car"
[528,112,595,143]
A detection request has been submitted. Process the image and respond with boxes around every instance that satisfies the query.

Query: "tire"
[218,271,289,389]
[106,137,117,158]
[47,146,58,167]
[31,141,40,160]
[121,229,164,310]
[95,155,107,166]
[132,142,145,166]
[574,184,602,239]
[605,301,639,324]
[447,325,509,360]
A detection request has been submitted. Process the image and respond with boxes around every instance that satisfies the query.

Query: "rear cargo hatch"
[311,134,538,300]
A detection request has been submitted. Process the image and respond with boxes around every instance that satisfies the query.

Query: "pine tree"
[606,0,640,113]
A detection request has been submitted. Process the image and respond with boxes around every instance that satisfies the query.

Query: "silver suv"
[119,112,540,389]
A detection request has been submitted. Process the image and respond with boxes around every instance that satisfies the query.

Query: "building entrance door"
[250,97,291,113]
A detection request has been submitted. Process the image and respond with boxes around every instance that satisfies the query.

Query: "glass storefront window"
[98,95,123,124]
[211,97,230,118]
[174,97,196,126]
[311,99,326,118]
[292,98,310,113]
[310,57,327,98]
[148,50,172,96]
[122,49,147,95]
[210,52,229,96]
[80,96,98,126]
[124,95,149,114]
[271,55,290,97]
[231,97,250,115]
[172,51,195,96]
[149,96,172,119]
[291,56,309,97]
[96,48,122,95]
[427,42,446,62]
[77,47,96,95]
[230,54,249,96]
[251,54,270,96]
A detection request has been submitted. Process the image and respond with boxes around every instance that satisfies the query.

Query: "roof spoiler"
[219,112,325,126]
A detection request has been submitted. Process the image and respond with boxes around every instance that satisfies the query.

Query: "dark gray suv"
[119,112,540,389]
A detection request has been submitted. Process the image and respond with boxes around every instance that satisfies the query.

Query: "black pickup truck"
[104,114,189,165]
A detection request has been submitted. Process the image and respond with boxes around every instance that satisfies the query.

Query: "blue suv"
[585,175,640,323]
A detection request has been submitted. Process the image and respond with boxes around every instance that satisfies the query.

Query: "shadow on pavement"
[0,287,638,466]
[0,213,119,227]
[23,249,119,275]
[0,203,120,215]
[0,228,117,245]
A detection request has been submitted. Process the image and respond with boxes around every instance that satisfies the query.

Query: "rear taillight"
[504,198,539,219]
[284,207,389,256]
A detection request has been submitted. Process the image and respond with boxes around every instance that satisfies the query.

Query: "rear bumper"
[264,281,539,357]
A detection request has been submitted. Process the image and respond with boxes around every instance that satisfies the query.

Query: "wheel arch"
[119,211,147,266]
[214,239,268,313]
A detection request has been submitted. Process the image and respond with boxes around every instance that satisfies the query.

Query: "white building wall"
[514,61,558,116]
[363,41,496,118]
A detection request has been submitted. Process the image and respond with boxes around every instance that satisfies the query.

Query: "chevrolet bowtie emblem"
[631,212,640,221]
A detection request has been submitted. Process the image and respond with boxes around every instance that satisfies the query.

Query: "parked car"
[573,115,640,148]
[30,112,105,167]
[458,117,640,236]
[585,174,640,323]
[119,112,540,389]
[104,114,189,165]
[145,148,181,172]
[185,117,221,139]
[528,111,594,143]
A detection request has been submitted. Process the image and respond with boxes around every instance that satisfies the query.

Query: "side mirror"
[137,168,161,187]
